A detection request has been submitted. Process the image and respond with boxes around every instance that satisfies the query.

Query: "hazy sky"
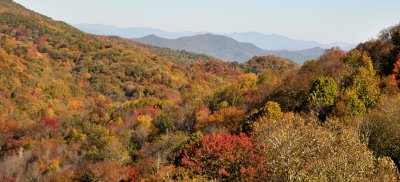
[14,0,400,44]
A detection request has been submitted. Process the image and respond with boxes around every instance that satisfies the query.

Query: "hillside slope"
[0,0,248,126]
[0,0,246,180]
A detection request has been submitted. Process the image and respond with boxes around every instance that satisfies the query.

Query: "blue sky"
[14,0,400,43]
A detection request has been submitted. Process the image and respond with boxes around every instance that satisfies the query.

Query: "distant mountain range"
[74,23,355,63]
[134,34,265,62]
[227,32,356,51]
[133,34,325,63]
[74,24,202,39]
[74,24,356,51]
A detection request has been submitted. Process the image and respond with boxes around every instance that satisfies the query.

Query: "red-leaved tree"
[180,133,267,181]
[41,117,57,129]
[128,167,140,182]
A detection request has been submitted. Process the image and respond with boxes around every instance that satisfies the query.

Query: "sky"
[13,0,400,44]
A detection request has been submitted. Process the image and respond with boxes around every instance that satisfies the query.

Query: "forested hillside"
[1,0,400,181]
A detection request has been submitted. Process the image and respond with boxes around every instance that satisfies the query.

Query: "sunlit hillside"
[1,0,400,181]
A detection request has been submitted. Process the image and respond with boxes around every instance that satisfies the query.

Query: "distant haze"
[14,0,400,43]
[74,24,203,40]
[74,24,356,51]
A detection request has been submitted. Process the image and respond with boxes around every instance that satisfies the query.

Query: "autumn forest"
[1,0,400,181]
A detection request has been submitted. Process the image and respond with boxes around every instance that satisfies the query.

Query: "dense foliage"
[0,0,400,181]
[180,133,266,181]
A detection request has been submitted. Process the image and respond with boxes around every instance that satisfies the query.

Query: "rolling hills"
[75,23,355,51]
[3,0,400,181]
[134,33,325,63]
[134,34,265,62]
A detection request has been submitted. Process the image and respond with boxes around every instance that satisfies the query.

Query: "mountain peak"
[143,34,161,38]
